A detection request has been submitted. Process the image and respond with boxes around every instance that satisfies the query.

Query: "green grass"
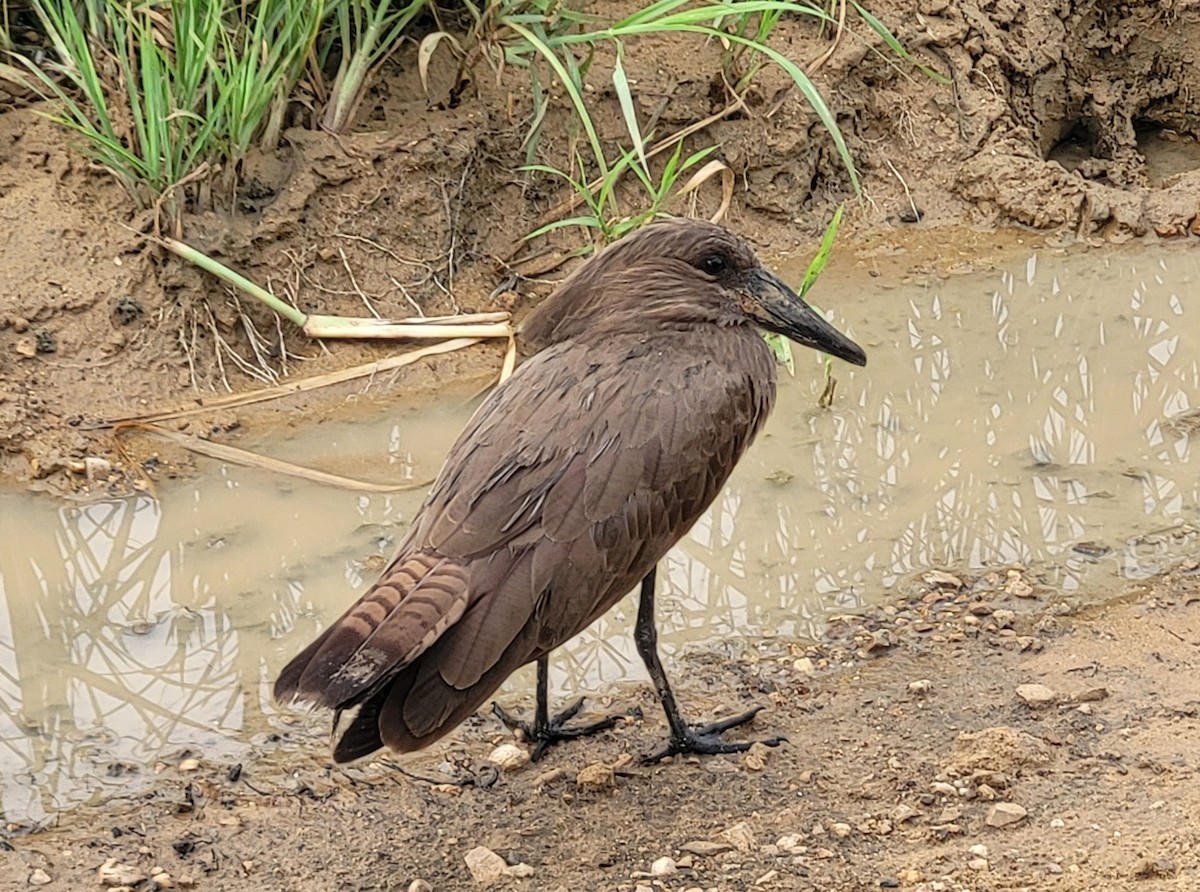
[0,0,933,248]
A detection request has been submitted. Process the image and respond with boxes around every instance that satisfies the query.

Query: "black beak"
[746,268,867,367]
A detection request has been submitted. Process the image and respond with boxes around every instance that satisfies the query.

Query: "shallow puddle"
[1,241,1197,822]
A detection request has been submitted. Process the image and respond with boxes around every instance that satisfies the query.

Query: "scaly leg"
[634,566,785,764]
[492,655,640,762]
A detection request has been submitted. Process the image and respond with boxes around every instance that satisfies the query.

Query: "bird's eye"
[700,254,728,276]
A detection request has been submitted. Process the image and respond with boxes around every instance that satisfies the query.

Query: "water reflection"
[1,243,1198,821]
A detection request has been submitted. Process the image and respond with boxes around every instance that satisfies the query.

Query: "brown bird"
[275,218,866,763]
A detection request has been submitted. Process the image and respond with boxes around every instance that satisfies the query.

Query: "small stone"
[28,869,51,886]
[1015,684,1057,707]
[968,858,989,871]
[99,860,147,887]
[1046,863,1063,875]
[831,822,852,838]
[930,782,957,796]
[775,833,805,853]
[1050,817,1065,828]
[680,840,734,857]
[907,679,932,695]
[720,821,757,852]
[464,847,508,884]
[754,869,778,885]
[506,863,535,879]
[968,844,988,857]
[152,873,174,889]
[992,609,1016,628]
[793,657,816,673]
[744,741,771,771]
[406,882,433,892]
[898,868,923,884]
[878,877,899,888]
[976,783,998,801]
[650,857,676,877]
[178,758,201,772]
[575,762,614,791]
[15,337,36,358]
[986,802,1028,828]
[488,743,529,772]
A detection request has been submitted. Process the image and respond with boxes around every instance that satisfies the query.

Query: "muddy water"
[1,242,1198,822]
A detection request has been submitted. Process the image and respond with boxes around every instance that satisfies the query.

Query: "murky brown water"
[2,242,1198,821]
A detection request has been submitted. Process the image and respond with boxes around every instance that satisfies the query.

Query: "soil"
[2,2,1200,890]
[5,561,1199,891]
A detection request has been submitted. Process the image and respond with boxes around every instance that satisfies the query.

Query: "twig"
[883,157,919,221]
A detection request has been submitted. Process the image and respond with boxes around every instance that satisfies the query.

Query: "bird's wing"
[275,332,774,716]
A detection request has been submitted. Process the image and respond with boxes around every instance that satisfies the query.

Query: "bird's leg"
[492,655,641,762]
[635,566,786,764]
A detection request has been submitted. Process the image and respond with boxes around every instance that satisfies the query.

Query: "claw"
[641,705,786,764]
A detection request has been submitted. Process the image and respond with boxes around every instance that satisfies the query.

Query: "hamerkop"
[276,218,867,763]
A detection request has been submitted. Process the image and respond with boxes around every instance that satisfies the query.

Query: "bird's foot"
[641,705,786,764]
[491,698,643,762]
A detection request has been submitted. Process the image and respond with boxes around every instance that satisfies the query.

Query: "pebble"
[775,833,805,853]
[99,860,146,887]
[152,872,174,889]
[488,743,529,772]
[650,856,677,877]
[681,840,734,857]
[28,869,51,886]
[463,846,508,884]
[907,679,932,695]
[986,802,1028,828]
[744,741,772,771]
[575,762,614,791]
[878,877,899,888]
[720,821,757,852]
[793,657,816,673]
[407,882,433,892]
[968,844,988,857]
[968,858,989,871]
[1015,684,1057,707]
[831,822,852,838]
[178,758,201,772]
[755,869,778,885]
[898,868,923,884]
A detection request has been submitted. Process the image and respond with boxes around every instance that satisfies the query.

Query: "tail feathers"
[274,552,470,711]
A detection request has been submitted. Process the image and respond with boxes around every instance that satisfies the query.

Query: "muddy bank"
[2,0,1200,491]
[3,562,1198,891]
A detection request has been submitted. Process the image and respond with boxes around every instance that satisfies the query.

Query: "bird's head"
[519,218,866,367]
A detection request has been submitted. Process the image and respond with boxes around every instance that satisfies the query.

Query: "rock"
[968,858,989,871]
[923,569,963,589]
[14,337,36,358]
[775,833,805,853]
[793,657,816,673]
[28,869,51,886]
[878,878,899,889]
[907,679,932,695]
[152,873,174,889]
[968,844,988,857]
[650,856,677,877]
[754,869,778,885]
[464,847,508,884]
[178,758,201,772]
[1015,684,1057,707]
[99,860,147,887]
[407,881,433,892]
[488,743,530,772]
[575,762,614,791]
[744,741,772,771]
[992,609,1016,628]
[720,821,757,852]
[898,868,923,884]
[831,822,852,838]
[506,863,535,879]
[680,840,734,857]
[986,802,1028,828]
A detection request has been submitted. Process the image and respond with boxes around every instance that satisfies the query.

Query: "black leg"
[492,655,641,762]
[634,566,785,764]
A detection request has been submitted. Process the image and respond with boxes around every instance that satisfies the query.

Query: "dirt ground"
[3,561,1198,891]
[2,1,1200,890]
